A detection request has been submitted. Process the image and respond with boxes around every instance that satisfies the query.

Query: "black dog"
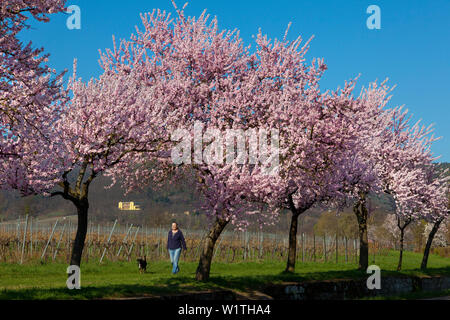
[137,256,147,273]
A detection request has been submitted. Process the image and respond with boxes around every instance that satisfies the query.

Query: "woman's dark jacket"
[167,230,187,250]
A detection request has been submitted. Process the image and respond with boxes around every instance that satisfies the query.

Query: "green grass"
[0,250,448,300]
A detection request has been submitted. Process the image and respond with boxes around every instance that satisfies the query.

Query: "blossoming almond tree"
[390,170,429,270]
[340,82,443,270]
[420,168,449,269]
[96,6,269,281]
[231,31,387,273]
[377,112,445,270]
[335,81,395,270]
[1,60,170,266]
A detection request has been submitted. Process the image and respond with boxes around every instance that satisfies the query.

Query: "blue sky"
[19,0,450,161]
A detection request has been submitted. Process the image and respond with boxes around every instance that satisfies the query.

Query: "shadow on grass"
[1,267,449,300]
[201,266,450,293]
[0,276,215,300]
[207,268,368,292]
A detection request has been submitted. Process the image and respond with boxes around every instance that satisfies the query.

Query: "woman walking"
[167,221,187,274]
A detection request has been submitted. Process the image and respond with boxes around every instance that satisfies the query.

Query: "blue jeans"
[169,248,181,274]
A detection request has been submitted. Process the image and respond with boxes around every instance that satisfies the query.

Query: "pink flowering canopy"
[97,5,383,229]
[1,57,173,197]
[328,78,448,227]
[0,0,67,191]
[375,103,448,224]
[0,0,66,135]
[98,7,269,229]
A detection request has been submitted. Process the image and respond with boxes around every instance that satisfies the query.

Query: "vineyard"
[0,215,401,265]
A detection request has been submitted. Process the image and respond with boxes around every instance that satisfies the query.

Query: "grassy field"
[0,250,449,299]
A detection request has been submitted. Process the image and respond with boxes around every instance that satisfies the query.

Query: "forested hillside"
[0,162,447,234]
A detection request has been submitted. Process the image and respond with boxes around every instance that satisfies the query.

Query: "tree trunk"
[353,193,369,270]
[397,228,405,271]
[421,218,443,270]
[195,217,229,281]
[70,201,89,266]
[285,211,300,273]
